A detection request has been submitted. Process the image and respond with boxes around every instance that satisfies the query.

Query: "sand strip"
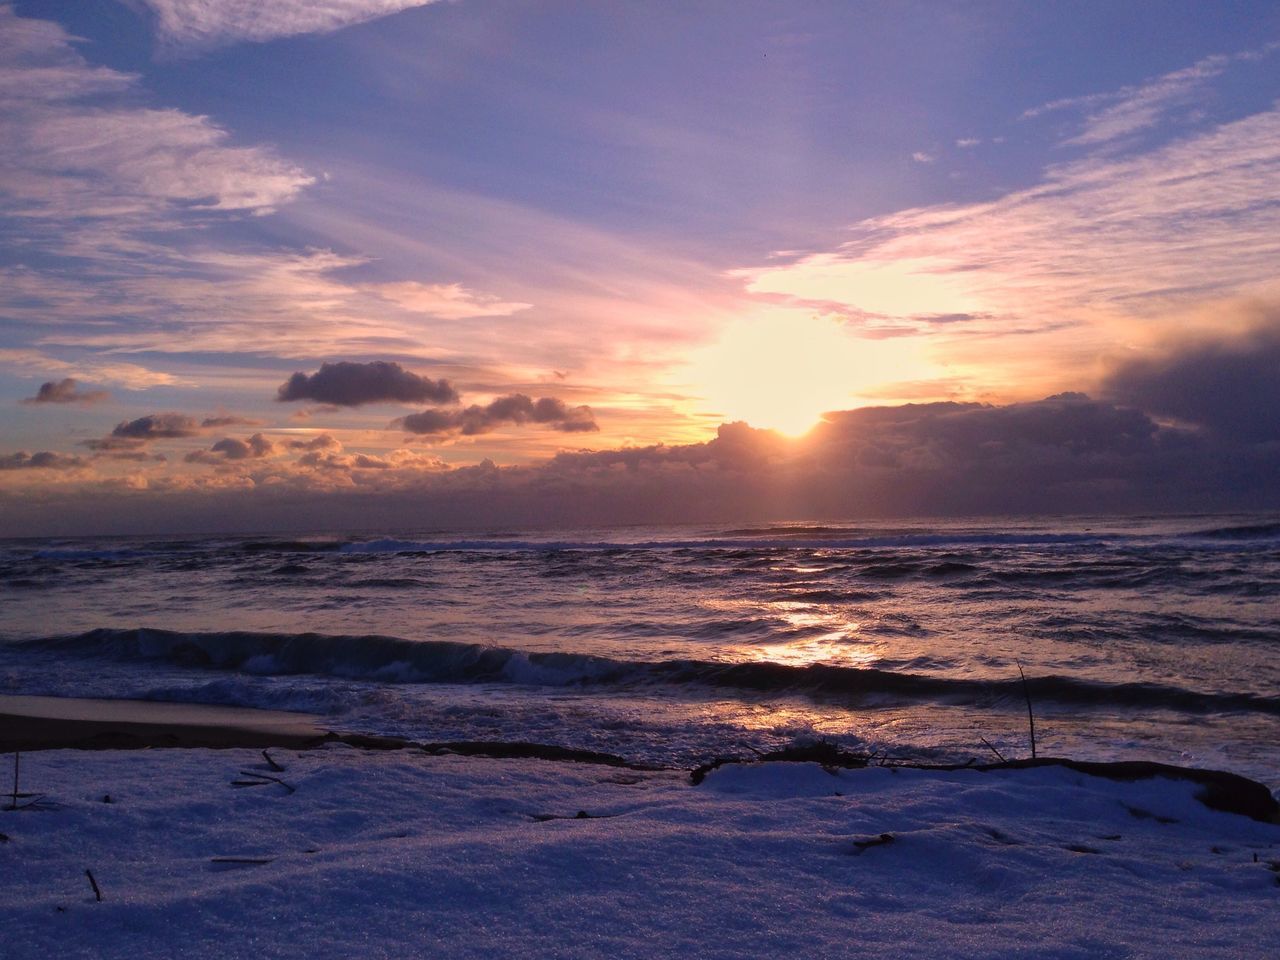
[0,694,327,751]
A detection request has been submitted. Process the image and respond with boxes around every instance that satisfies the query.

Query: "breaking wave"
[21,627,1280,717]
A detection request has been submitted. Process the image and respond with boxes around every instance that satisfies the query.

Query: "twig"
[235,771,295,794]
[210,856,275,865]
[980,737,1008,763]
[5,753,45,811]
[85,869,102,903]
[530,810,616,822]
[1018,663,1037,759]
[261,750,284,773]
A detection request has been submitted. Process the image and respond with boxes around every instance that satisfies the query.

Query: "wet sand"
[0,694,326,751]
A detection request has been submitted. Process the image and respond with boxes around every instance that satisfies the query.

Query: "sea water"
[2,514,1278,784]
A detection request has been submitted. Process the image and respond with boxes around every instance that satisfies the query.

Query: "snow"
[2,746,1277,959]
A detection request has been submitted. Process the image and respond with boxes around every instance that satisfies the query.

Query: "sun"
[685,312,927,435]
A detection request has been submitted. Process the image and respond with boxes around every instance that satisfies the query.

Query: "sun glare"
[686,313,926,435]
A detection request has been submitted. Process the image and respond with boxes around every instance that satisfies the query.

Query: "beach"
[3,521,1279,956]
[3,696,1279,959]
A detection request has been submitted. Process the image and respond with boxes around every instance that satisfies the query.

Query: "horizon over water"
[2,513,1278,786]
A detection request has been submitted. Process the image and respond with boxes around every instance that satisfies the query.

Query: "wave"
[9,517,1280,564]
[21,628,1280,717]
[1190,520,1280,541]
[331,532,1116,554]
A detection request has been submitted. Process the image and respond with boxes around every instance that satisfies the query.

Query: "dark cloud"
[396,408,454,435]
[81,436,146,452]
[202,415,264,428]
[1103,314,1280,442]
[110,413,201,440]
[398,394,598,437]
[80,412,201,453]
[277,361,458,407]
[186,433,278,464]
[21,378,110,406]
[0,451,87,470]
[93,450,167,463]
[286,434,342,452]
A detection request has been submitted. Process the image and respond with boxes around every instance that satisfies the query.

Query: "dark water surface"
[2,515,1277,783]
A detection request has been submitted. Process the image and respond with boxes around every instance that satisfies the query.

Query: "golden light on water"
[745,599,880,669]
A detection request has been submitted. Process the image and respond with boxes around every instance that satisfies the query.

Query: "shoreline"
[3,693,1276,823]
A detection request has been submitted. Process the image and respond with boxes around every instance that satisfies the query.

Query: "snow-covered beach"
[4,519,1280,957]
[3,719,1278,960]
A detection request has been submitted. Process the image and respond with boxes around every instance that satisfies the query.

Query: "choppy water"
[2,515,1278,784]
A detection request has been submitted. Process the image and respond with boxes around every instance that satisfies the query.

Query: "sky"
[2,0,1280,534]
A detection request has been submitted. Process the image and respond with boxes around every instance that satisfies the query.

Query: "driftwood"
[692,741,871,785]
[980,758,1279,823]
[316,731,656,769]
[421,741,640,768]
[210,856,275,866]
[261,750,285,772]
[84,869,102,902]
[851,833,894,853]
[530,810,616,822]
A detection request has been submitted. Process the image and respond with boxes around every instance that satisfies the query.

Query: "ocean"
[2,514,1278,784]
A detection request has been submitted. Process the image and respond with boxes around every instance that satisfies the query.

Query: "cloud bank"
[0,450,86,471]
[1104,308,1280,443]
[6,380,1276,535]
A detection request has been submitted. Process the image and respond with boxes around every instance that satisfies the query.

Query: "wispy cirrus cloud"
[131,0,441,52]
[1,4,737,443]
[0,8,312,222]
[1023,43,1279,147]
[374,282,532,321]
[0,348,184,390]
[738,82,1280,370]
[0,9,134,101]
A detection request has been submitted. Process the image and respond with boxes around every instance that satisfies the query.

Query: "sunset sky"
[3,1,1279,533]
